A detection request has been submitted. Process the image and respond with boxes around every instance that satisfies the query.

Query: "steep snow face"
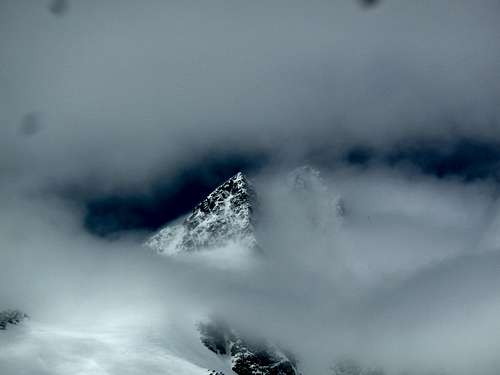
[145,172,257,255]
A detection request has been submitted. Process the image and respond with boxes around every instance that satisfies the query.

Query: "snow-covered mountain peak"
[145,172,257,255]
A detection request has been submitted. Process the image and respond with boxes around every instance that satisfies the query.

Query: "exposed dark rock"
[146,172,257,254]
[0,309,28,330]
[182,172,256,250]
[199,319,232,356]
[199,319,300,375]
[230,336,298,375]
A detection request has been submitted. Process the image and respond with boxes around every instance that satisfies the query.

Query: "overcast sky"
[1,0,500,189]
[2,1,500,374]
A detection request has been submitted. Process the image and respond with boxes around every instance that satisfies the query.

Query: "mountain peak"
[145,172,256,255]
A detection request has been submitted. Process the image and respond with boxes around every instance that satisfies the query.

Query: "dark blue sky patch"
[384,139,500,181]
[60,137,500,239]
[79,152,267,238]
[342,138,500,182]
[343,146,375,167]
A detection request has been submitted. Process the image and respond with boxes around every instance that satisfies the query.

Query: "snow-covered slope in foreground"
[0,315,235,375]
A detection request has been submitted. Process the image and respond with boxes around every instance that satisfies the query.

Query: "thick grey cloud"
[2,167,500,374]
[1,0,500,191]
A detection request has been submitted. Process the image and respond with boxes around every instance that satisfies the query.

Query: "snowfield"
[0,315,234,375]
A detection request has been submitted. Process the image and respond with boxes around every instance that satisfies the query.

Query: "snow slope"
[0,314,235,375]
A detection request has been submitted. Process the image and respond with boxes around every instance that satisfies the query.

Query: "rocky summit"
[145,172,257,255]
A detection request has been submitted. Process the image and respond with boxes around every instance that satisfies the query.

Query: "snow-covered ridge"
[145,172,257,255]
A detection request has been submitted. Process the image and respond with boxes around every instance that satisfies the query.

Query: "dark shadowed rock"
[199,319,300,375]
[0,309,28,330]
[145,172,257,255]
[199,319,232,356]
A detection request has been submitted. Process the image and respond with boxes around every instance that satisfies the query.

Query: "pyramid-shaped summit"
[145,172,257,255]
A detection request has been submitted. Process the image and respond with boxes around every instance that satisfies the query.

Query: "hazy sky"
[1,1,500,374]
[2,0,500,235]
[1,0,500,188]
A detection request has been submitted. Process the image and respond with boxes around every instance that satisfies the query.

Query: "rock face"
[0,309,28,330]
[199,320,300,375]
[145,172,257,255]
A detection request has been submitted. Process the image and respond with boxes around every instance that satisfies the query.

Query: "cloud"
[1,0,500,191]
[48,0,69,17]
[2,166,500,374]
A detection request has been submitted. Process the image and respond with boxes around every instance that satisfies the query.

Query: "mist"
[2,166,500,374]
[2,1,500,374]
[2,0,500,188]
